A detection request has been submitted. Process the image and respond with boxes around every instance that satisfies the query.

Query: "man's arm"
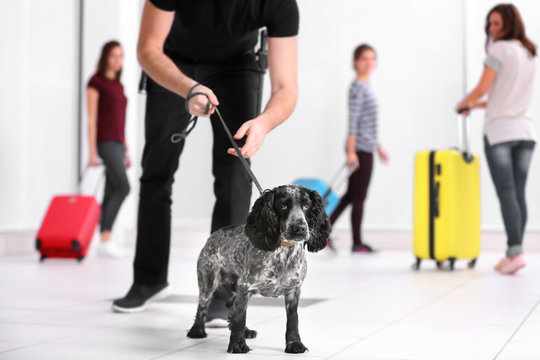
[137,0,218,115]
[229,36,298,158]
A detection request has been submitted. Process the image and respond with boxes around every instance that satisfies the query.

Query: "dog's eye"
[302,203,310,210]
[280,203,288,210]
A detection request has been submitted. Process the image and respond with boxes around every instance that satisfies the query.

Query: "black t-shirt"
[149,0,299,63]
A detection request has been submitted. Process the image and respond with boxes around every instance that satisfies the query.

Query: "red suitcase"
[36,195,101,262]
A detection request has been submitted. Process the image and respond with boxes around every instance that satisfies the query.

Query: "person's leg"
[112,72,192,312]
[498,141,535,275]
[329,185,353,225]
[198,54,261,322]
[100,173,113,240]
[512,141,535,250]
[133,77,191,286]
[203,56,260,233]
[350,152,373,250]
[484,138,523,257]
[97,142,130,235]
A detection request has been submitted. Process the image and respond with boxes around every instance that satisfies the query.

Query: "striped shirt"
[348,80,378,152]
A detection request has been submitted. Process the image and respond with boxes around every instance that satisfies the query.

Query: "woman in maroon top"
[87,40,131,258]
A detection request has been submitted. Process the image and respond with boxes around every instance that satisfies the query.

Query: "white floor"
[1,231,540,360]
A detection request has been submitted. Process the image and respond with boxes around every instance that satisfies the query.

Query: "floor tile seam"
[0,310,154,356]
[151,346,327,359]
[493,298,540,360]
[323,279,477,359]
[326,357,413,360]
[148,337,237,360]
[0,319,99,329]
[324,273,405,301]
[0,323,115,355]
[0,299,111,315]
[0,305,136,329]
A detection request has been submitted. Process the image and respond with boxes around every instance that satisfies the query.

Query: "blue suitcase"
[293,165,351,215]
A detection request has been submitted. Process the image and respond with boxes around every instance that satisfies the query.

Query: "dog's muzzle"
[283,221,309,242]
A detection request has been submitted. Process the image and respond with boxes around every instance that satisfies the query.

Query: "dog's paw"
[244,327,257,339]
[285,341,308,353]
[187,327,207,338]
[227,341,251,353]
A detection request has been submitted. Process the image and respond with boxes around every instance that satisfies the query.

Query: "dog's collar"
[280,240,306,248]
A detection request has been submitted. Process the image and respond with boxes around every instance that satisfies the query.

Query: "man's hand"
[186,85,219,117]
[227,117,271,159]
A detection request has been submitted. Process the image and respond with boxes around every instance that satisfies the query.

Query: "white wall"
[80,0,143,243]
[0,0,79,231]
[3,0,540,236]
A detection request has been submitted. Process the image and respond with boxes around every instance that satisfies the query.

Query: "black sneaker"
[352,244,376,254]
[112,283,171,313]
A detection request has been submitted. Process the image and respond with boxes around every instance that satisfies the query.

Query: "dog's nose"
[291,223,307,235]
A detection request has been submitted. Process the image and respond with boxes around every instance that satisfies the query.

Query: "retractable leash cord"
[171,83,265,195]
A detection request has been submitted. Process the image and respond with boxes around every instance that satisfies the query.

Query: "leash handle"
[171,89,264,195]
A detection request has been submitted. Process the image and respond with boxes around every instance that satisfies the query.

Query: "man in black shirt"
[112,0,299,322]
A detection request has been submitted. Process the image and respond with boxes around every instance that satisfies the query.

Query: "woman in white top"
[456,3,536,275]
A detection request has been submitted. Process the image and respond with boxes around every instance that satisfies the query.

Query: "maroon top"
[87,74,127,143]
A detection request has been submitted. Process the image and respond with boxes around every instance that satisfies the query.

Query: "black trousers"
[329,151,373,248]
[134,52,263,285]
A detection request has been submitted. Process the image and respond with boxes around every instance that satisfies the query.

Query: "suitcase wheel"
[447,258,456,271]
[468,258,477,269]
[72,240,81,253]
[412,258,421,271]
[77,256,84,262]
[436,259,456,271]
[39,255,46,262]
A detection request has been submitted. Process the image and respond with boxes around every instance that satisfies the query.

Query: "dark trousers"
[134,52,262,286]
[329,151,373,248]
[484,137,535,257]
[97,141,130,232]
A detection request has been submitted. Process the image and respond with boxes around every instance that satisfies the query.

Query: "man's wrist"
[257,113,273,134]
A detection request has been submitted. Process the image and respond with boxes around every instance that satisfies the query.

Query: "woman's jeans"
[97,141,131,232]
[484,137,535,257]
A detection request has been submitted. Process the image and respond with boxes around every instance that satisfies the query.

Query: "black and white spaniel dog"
[187,184,331,353]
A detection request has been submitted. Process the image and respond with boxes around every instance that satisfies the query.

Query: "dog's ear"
[305,188,332,253]
[245,189,280,251]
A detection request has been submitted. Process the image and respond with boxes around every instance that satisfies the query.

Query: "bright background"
[2,0,540,241]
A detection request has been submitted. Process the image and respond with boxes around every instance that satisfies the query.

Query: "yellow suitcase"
[413,117,481,270]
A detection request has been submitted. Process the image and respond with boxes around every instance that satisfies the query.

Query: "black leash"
[171,85,264,195]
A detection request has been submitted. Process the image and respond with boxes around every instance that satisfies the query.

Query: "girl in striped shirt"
[329,44,389,253]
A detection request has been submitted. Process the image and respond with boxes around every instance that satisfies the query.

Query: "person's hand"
[455,100,471,116]
[378,145,389,164]
[89,152,100,167]
[125,153,132,169]
[186,84,219,117]
[347,151,359,171]
[227,117,271,159]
